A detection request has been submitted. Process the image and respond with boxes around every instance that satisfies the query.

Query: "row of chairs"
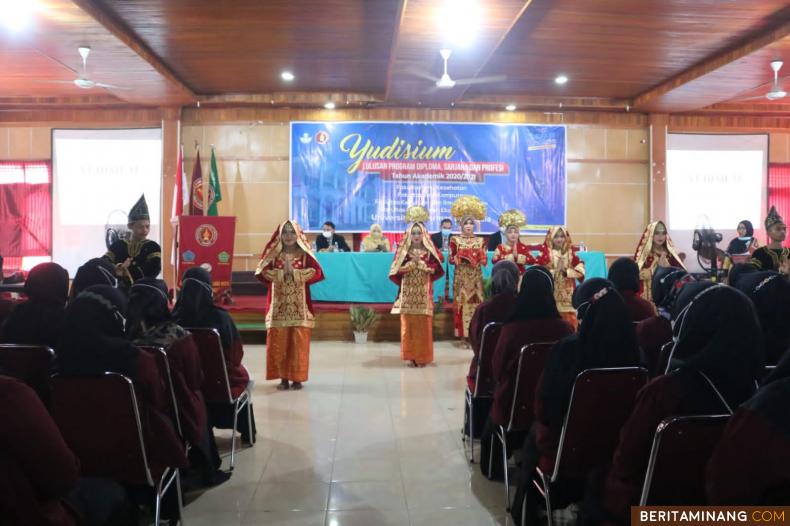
[463,322,731,524]
[0,327,253,526]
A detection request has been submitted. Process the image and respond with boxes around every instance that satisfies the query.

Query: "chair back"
[474,322,503,396]
[551,367,649,481]
[184,327,233,403]
[506,342,557,432]
[0,344,54,406]
[639,415,730,505]
[138,346,184,440]
[51,373,155,486]
[656,341,675,376]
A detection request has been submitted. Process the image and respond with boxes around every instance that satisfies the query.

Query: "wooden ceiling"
[0,0,787,114]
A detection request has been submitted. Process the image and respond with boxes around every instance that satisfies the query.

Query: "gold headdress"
[498,209,527,229]
[405,205,430,224]
[765,206,785,231]
[450,195,486,222]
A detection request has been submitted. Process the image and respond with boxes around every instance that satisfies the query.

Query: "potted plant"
[350,305,378,344]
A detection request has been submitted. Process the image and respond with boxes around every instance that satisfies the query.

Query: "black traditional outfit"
[750,207,789,272]
[104,195,161,289]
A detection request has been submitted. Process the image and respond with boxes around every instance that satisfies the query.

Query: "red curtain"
[0,161,52,273]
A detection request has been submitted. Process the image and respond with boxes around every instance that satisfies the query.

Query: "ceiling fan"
[734,60,786,102]
[411,49,506,90]
[39,47,129,90]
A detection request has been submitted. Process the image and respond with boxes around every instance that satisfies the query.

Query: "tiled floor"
[183,340,514,526]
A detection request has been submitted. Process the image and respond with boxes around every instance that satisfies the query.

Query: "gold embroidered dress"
[634,221,685,303]
[450,234,487,338]
[542,227,585,326]
[389,222,444,365]
[255,220,324,383]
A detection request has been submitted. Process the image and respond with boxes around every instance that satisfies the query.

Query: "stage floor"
[227,295,457,342]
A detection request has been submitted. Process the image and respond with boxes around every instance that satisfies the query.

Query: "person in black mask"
[2,262,69,348]
[707,351,790,504]
[734,271,790,365]
[511,278,640,525]
[635,267,693,375]
[602,283,764,523]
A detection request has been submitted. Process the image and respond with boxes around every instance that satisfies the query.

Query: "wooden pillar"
[161,107,181,287]
[649,113,668,221]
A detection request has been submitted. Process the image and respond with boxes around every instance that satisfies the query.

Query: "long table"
[311,251,607,303]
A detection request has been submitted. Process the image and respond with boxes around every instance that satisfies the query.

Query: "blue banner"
[291,121,566,233]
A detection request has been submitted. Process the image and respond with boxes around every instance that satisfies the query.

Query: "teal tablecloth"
[311,251,607,303]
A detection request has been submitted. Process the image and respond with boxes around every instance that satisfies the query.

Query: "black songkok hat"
[129,194,150,223]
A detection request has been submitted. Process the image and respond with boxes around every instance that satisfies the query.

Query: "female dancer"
[542,226,585,327]
[255,220,324,390]
[449,196,488,338]
[492,209,544,274]
[389,206,444,366]
[634,220,685,302]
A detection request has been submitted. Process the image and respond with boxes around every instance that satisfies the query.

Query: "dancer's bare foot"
[277,380,290,390]
[408,360,418,368]
[291,382,303,390]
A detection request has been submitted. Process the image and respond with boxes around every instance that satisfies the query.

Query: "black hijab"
[509,266,559,322]
[734,271,790,365]
[541,278,640,426]
[651,266,692,313]
[70,258,118,300]
[57,285,139,378]
[726,220,755,255]
[669,282,764,411]
[126,278,173,342]
[747,350,790,438]
[1,262,69,347]
[608,257,640,294]
[174,267,238,348]
[727,262,758,287]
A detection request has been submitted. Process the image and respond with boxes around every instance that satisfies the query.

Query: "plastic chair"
[0,344,54,406]
[185,326,252,469]
[639,414,730,505]
[51,373,184,526]
[463,321,502,463]
[531,367,649,525]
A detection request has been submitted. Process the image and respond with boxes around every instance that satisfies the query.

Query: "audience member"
[734,271,790,365]
[512,278,640,524]
[707,352,790,504]
[727,261,758,287]
[480,266,573,478]
[127,278,227,486]
[69,258,118,301]
[430,218,453,251]
[315,221,350,252]
[467,260,519,391]
[174,267,255,443]
[1,262,69,348]
[600,283,763,523]
[635,267,692,375]
[608,257,656,322]
[0,374,132,526]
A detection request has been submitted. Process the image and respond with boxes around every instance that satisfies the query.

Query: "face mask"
[322,231,333,239]
[442,228,452,236]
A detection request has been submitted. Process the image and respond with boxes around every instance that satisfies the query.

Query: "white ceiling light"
[324,101,336,110]
[280,71,295,82]
[0,0,36,33]
[438,0,480,47]
[555,75,569,85]
[505,104,516,111]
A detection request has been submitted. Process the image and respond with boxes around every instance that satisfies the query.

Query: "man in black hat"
[751,206,790,274]
[103,194,162,290]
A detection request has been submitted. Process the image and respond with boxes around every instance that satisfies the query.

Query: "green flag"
[207,148,222,216]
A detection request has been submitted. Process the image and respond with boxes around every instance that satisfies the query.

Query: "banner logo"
[191,179,216,211]
[315,131,330,144]
[196,224,219,247]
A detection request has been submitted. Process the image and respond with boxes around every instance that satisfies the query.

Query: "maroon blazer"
[604,370,731,523]
[467,293,518,391]
[0,376,80,526]
[635,315,673,375]
[490,319,574,426]
[166,335,208,447]
[621,290,656,322]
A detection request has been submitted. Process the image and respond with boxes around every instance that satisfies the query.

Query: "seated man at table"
[430,218,453,252]
[316,221,351,252]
